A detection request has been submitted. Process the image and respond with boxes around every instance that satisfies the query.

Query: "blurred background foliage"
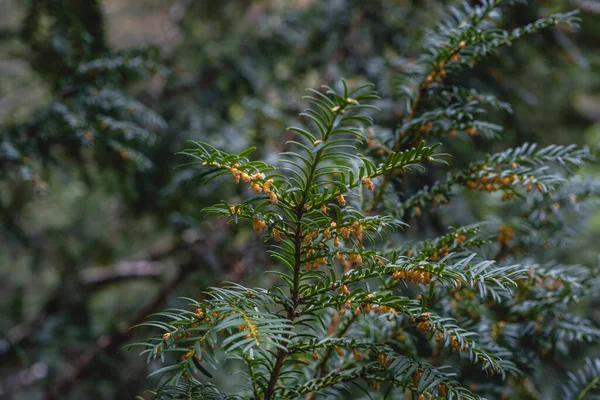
[0,0,598,399]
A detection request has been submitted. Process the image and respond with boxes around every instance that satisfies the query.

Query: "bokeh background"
[0,1,599,399]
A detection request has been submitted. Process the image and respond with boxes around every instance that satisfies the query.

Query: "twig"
[80,261,164,288]
[44,252,206,400]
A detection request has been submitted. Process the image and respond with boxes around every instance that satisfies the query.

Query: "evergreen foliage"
[1,1,598,399]
[1,0,164,176]
[131,3,598,399]
[561,358,600,400]
[0,0,165,245]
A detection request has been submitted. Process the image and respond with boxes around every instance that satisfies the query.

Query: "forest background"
[0,0,599,399]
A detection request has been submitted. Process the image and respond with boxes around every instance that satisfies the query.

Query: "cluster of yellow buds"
[435,332,469,352]
[201,311,219,326]
[182,350,194,361]
[391,267,434,285]
[333,249,344,263]
[262,178,278,204]
[312,349,320,360]
[465,163,543,195]
[195,308,205,320]
[303,231,317,246]
[351,221,363,237]
[337,226,351,239]
[272,228,281,241]
[362,293,376,313]
[229,163,245,184]
[465,172,518,193]
[347,252,363,266]
[182,351,202,363]
[333,221,364,242]
[304,255,327,271]
[454,233,467,245]
[373,381,380,392]
[373,305,395,314]
[327,311,340,335]
[394,332,406,342]
[569,193,578,203]
[250,180,262,193]
[252,216,268,232]
[429,245,449,262]
[416,314,433,334]
[497,225,515,246]
[423,62,447,88]
[501,191,515,201]
[451,335,470,353]
[352,348,364,361]
[437,383,448,397]
[465,127,477,136]
[362,177,375,191]
[229,165,279,204]
[416,320,431,334]
[163,330,191,341]
[336,194,346,206]
[370,256,383,267]
[238,320,259,340]
[378,353,391,367]
[391,270,405,280]
[334,251,363,272]
[334,346,344,356]
[339,285,351,296]
[411,369,423,387]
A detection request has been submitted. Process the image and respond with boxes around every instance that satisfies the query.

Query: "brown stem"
[264,210,303,399]
[265,99,345,399]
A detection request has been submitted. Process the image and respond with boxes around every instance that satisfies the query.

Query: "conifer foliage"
[131,2,599,399]
[1,0,164,188]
